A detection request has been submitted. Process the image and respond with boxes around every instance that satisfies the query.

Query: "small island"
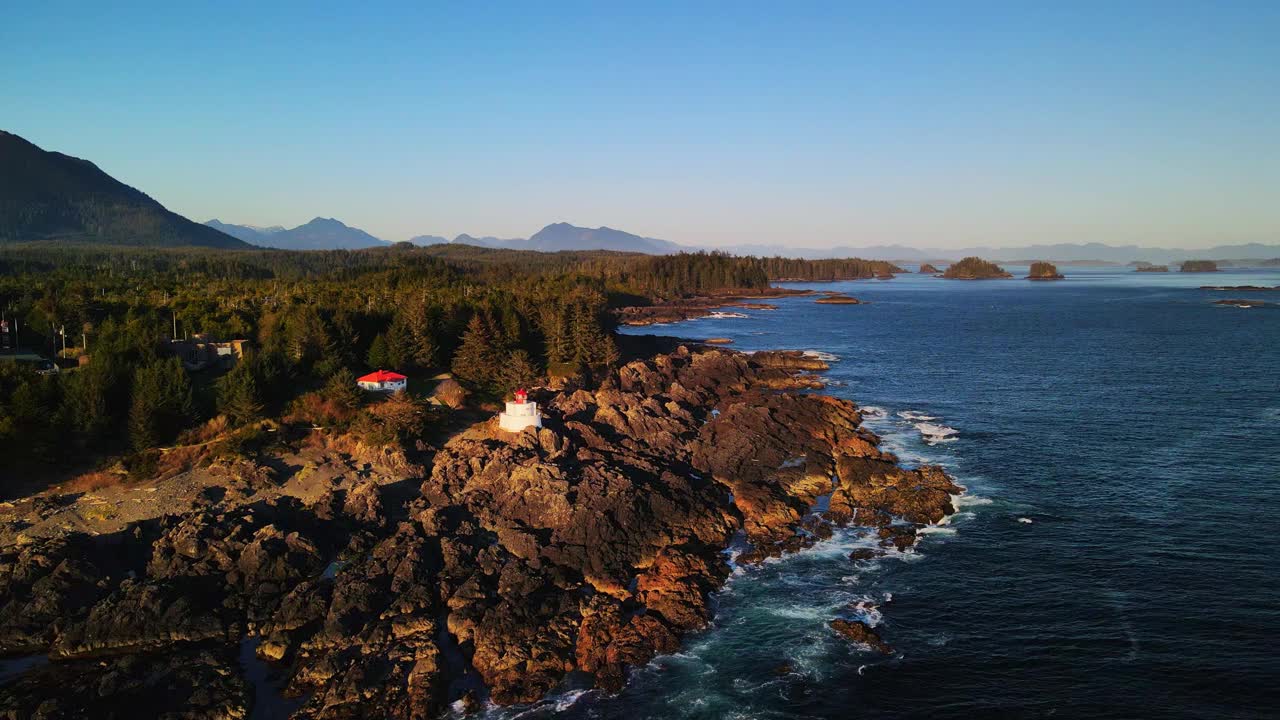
[919,263,939,274]
[1180,260,1219,273]
[940,256,1012,279]
[1026,261,1064,280]
[1215,299,1270,308]
[1133,262,1169,272]
[815,293,862,304]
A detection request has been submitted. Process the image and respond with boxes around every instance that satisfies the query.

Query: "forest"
[0,243,892,477]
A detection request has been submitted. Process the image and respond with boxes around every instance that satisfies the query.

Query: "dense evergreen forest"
[940,256,1012,279]
[0,243,891,475]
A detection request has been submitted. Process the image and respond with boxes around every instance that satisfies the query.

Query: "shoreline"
[0,343,959,718]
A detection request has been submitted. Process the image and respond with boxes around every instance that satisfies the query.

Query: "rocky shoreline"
[615,289,812,326]
[0,347,959,718]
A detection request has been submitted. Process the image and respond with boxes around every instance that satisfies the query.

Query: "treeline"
[0,246,765,470]
[760,257,902,281]
[0,243,905,473]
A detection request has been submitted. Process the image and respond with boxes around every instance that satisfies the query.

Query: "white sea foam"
[803,350,841,362]
[953,493,992,509]
[859,405,887,418]
[897,410,938,421]
[918,525,957,536]
[916,422,959,443]
[706,311,749,319]
[1017,517,1033,524]
[850,597,884,626]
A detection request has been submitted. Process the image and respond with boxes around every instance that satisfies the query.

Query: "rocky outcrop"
[615,290,805,326]
[830,619,892,654]
[1180,260,1219,272]
[0,347,959,718]
[815,294,862,304]
[941,257,1012,279]
[0,647,250,719]
[1026,261,1064,280]
[919,263,939,274]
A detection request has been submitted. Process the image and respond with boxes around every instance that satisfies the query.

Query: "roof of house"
[357,369,407,383]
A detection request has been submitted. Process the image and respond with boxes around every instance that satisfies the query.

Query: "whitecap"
[897,410,938,421]
[859,405,887,419]
[916,422,959,443]
[803,350,840,362]
[918,525,957,536]
[706,311,749,319]
[1017,517,1033,524]
[953,493,993,509]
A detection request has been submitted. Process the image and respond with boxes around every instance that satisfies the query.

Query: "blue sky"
[3,1,1278,248]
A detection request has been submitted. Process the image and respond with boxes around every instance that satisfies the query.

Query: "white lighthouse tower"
[498,388,542,432]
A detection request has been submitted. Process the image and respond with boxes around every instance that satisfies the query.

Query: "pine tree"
[366,333,390,370]
[499,349,540,392]
[217,363,263,426]
[451,314,500,385]
[130,357,195,450]
[323,368,363,413]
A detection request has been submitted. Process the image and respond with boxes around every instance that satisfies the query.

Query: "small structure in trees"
[357,369,407,393]
[498,388,542,432]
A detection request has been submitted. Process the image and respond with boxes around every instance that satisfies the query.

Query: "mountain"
[204,219,286,245]
[437,223,684,253]
[525,222,682,253]
[451,233,526,249]
[407,234,449,246]
[0,130,248,248]
[206,217,387,250]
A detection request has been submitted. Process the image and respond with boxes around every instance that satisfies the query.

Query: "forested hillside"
[0,244,874,474]
[0,131,247,248]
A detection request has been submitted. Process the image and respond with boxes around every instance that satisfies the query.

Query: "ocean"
[485,266,1280,719]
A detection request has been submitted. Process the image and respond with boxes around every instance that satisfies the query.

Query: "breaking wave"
[916,422,959,443]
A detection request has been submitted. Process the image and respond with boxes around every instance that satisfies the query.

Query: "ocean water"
[494,267,1280,720]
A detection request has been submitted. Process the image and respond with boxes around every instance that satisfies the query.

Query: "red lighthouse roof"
[357,369,407,383]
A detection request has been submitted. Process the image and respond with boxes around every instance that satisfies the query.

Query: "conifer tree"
[452,314,501,385]
[217,362,263,426]
[366,333,390,370]
[499,349,540,391]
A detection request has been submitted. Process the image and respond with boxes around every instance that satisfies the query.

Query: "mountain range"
[3,129,1275,262]
[207,217,386,250]
[0,130,246,248]
[206,219,683,254]
[210,216,1278,263]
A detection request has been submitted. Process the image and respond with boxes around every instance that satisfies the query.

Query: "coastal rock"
[919,263,939,274]
[0,347,960,715]
[1026,261,1064,280]
[815,294,862,304]
[0,647,250,719]
[829,618,893,654]
[747,350,829,372]
[51,577,238,658]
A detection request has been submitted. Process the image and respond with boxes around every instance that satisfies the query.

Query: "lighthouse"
[498,388,542,432]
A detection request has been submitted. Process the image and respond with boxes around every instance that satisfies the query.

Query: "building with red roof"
[357,369,407,393]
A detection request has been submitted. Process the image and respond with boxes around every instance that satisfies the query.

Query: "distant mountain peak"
[205,216,385,250]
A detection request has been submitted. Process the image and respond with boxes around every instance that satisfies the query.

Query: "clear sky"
[3,1,1278,248]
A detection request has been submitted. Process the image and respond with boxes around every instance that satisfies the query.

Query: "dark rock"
[830,618,893,654]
